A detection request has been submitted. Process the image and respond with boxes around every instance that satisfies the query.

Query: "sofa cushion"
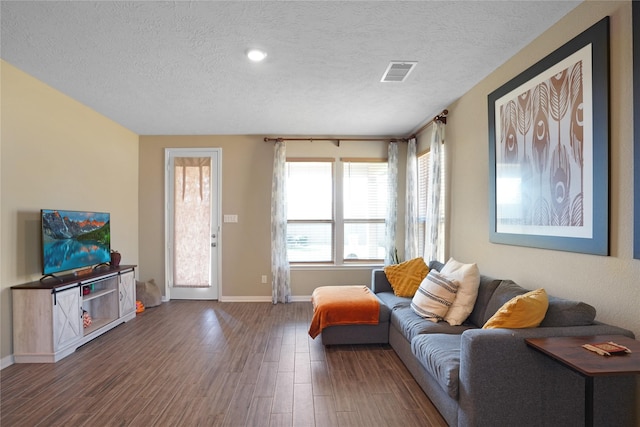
[467,277,502,327]
[411,334,462,399]
[383,257,429,297]
[540,295,596,327]
[440,258,481,326]
[483,288,549,329]
[482,280,529,325]
[410,270,459,322]
[371,269,393,293]
[428,260,445,272]
[376,291,412,311]
[391,306,473,341]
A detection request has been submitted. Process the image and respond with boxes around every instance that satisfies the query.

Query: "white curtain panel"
[405,138,419,259]
[271,140,291,303]
[384,142,399,265]
[424,122,445,262]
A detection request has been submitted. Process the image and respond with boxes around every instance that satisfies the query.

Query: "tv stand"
[12,265,137,363]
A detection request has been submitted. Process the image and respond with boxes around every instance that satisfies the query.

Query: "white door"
[165,148,221,300]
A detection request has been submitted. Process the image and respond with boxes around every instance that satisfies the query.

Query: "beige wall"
[138,136,408,300]
[0,61,139,363]
[446,1,640,340]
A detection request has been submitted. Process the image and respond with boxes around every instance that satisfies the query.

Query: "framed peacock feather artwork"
[488,17,609,255]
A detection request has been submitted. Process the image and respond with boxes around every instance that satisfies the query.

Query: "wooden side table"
[525,335,640,427]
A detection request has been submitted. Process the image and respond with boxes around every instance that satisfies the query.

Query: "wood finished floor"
[1,301,447,427]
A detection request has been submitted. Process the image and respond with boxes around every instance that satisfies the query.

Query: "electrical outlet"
[261,275,267,284]
[223,214,238,223]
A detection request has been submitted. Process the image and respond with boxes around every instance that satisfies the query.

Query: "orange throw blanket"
[308,285,380,339]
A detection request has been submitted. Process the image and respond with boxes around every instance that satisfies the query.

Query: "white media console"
[11,265,136,363]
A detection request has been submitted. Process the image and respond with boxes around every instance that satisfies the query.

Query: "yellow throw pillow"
[384,257,429,297]
[483,288,549,329]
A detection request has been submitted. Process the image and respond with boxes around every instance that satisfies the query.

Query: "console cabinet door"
[119,270,136,316]
[53,287,82,351]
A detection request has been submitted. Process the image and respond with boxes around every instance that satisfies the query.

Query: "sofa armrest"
[457,325,636,426]
[371,269,393,294]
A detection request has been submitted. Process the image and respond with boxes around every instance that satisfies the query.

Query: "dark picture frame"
[634,3,640,259]
[488,17,609,255]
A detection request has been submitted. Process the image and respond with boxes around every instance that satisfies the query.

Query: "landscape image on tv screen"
[41,209,111,275]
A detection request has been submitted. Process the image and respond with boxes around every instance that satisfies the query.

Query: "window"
[286,160,334,263]
[342,160,387,262]
[286,158,388,264]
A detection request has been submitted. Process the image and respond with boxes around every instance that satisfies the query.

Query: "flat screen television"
[41,209,111,276]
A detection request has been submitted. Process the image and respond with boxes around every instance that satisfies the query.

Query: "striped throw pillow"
[411,270,459,323]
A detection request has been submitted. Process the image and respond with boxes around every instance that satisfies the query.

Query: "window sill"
[290,263,384,271]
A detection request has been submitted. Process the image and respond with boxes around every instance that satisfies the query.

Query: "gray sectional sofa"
[369,261,637,427]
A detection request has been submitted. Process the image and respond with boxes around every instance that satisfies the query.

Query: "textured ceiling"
[1,1,581,136]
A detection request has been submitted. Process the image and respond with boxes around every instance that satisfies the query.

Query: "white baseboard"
[1,354,15,370]
[217,295,312,303]
[160,295,311,303]
[218,296,271,302]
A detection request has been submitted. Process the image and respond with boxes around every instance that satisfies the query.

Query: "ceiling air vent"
[380,61,417,82]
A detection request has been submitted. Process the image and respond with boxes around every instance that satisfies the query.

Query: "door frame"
[164,148,222,300]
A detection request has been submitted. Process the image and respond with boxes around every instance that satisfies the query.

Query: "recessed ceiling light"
[246,49,267,62]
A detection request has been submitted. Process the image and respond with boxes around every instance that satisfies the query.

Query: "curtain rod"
[263,137,408,147]
[407,109,448,139]
[264,109,448,145]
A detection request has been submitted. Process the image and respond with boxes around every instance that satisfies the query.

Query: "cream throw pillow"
[440,258,481,326]
[410,270,459,322]
[384,257,429,297]
[483,288,549,329]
